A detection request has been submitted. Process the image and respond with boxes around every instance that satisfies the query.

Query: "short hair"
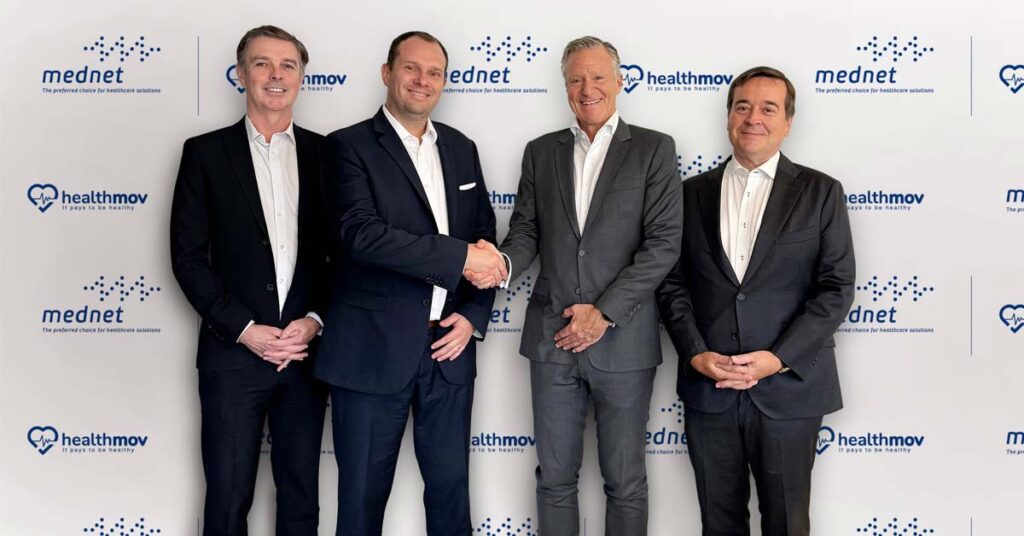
[386,31,449,70]
[236,25,309,72]
[560,36,622,81]
[727,66,796,118]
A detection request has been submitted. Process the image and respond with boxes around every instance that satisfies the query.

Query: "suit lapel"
[436,130,459,233]
[373,110,434,219]
[582,121,631,234]
[224,119,269,239]
[697,163,740,287]
[744,154,805,280]
[553,130,581,239]
[293,126,316,247]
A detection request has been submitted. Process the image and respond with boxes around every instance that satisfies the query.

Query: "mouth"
[406,88,432,99]
[579,98,603,107]
[264,87,287,94]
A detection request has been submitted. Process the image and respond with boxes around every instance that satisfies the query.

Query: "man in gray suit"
[467,36,682,536]
[657,66,855,536]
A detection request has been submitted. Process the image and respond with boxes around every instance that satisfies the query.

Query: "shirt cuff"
[236,320,255,343]
[305,312,324,336]
[499,253,512,289]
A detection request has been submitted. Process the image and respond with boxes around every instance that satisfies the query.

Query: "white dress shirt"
[382,105,449,321]
[570,112,619,233]
[720,152,780,283]
[237,116,321,341]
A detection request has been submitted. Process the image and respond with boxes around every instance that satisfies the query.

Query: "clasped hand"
[690,350,784,390]
[239,317,320,372]
[462,240,507,289]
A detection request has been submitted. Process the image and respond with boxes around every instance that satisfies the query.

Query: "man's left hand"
[717,350,784,384]
[265,317,320,372]
[430,313,474,361]
[554,304,610,353]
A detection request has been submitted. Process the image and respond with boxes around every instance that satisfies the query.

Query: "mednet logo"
[41,34,163,95]
[225,64,347,94]
[678,153,725,178]
[82,516,163,535]
[646,397,687,456]
[999,64,1024,94]
[854,517,935,535]
[40,274,163,335]
[27,182,149,214]
[473,516,536,536]
[619,63,733,95]
[838,275,936,335]
[815,35,937,96]
[845,189,926,212]
[489,275,534,335]
[27,424,150,456]
[444,35,551,95]
[816,425,925,456]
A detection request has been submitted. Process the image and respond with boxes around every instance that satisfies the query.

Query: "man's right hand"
[239,324,285,366]
[463,240,507,289]
[690,351,757,390]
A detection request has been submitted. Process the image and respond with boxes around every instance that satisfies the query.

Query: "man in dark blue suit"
[316,31,503,536]
[170,26,328,535]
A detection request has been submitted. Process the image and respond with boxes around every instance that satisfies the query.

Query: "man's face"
[382,37,446,122]
[727,77,793,167]
[237,36,303,117]
[564,46,622,137]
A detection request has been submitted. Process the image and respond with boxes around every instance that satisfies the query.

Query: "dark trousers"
[685,392,823,536]
[198,360,328,536]
[330,328,474,536]
[531,357,656,536]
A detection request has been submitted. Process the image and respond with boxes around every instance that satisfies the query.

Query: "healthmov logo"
[27,183,149,214]
[27,425,150,456]
[470,432,536,454]
[999,65,1024,94]
[1006,188,1024,213]
[815,35,937,96]
[225,64,347,94]
[41,34,163,95]
[489,190,517,212]
[839,275,936,335]
[40,274,163,335]
[444,35,551,95]
[845,190,925,212]
[999,305,1024,334]
[619,63,733,94]
[1007,431,1024,456]
[816,425,925,456]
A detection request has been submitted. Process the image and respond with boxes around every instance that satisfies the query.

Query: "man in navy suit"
[170,26,328,535]
[316,31,503,536]
[657,66,856,536]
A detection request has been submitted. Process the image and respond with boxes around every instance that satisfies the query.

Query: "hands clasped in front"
[463,240,507,289]
[554,304,610,353]
[690,350,785,390]
[240,317,320,372]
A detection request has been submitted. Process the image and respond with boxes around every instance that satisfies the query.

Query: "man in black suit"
[170,25,328,536]
[657,66,856,536]
[316,31,502,536]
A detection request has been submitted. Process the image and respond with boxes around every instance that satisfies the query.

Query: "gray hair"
[560,36,621,81]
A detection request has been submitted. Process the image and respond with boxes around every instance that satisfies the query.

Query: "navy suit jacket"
[315,108,497,394]
[656,154,855,419]
[170,119,329,371]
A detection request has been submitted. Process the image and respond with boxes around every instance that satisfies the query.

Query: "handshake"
[463,240,507,289]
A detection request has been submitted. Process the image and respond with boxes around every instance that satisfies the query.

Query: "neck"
[733,153,771,171]
[248,109,292,143]
[385,102,428,140]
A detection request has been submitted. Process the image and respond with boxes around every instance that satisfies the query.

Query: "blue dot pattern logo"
[474,517,536,535]
[82,35,162,63]
[658,398,684,424]
[856,275,934,303]
[855,516,934,535]
[678,154,725,177]
[855,36,934,63]
[503,276,533,303]
[83,275,161,303]
[470,36,548,63]
[82,516,162,534]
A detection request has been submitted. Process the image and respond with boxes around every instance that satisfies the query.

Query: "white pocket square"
[459,182,477,191]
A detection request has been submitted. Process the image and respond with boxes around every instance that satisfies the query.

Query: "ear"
[235,64,246,88]
[381,63,390,87]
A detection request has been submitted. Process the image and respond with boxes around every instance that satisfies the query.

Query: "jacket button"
[261,239,269,247]
[267,284,275,291]
[737,293,746,301]
[578,249,586,257]
[574,287,582,295]
[422,299,430,306]
[731,332,739,341]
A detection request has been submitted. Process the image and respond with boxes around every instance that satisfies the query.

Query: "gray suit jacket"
[656,154,855,419]
[500,119,682,372]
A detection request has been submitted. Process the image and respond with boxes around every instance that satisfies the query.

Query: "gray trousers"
[530,357,656,536]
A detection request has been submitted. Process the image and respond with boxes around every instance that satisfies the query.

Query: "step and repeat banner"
[2,0,1022,534]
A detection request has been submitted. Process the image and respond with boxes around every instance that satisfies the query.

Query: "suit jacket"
[314,108,497,394]
[656,154,855,419]
[170,119,329,372]
[500,119,682,372]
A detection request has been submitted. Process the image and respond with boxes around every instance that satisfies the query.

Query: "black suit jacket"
[657,154,855,419]
[314,108,497,394]
[170,119,329,371]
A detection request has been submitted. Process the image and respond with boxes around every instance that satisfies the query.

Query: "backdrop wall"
[2,0,1022,534]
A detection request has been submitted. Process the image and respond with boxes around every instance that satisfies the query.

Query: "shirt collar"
[244,115,294,146]
[382,105,437,145]
[725,151,781,180]
[570,112,619,143]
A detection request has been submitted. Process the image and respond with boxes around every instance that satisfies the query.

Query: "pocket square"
[459,182,477,191]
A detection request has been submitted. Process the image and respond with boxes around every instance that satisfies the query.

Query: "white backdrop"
[2,0,1022,534]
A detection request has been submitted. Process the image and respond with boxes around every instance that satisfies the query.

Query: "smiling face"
[382,36,446,130]
[236,36,302,120]
[564,46,623,140]
[727,76,793,169]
